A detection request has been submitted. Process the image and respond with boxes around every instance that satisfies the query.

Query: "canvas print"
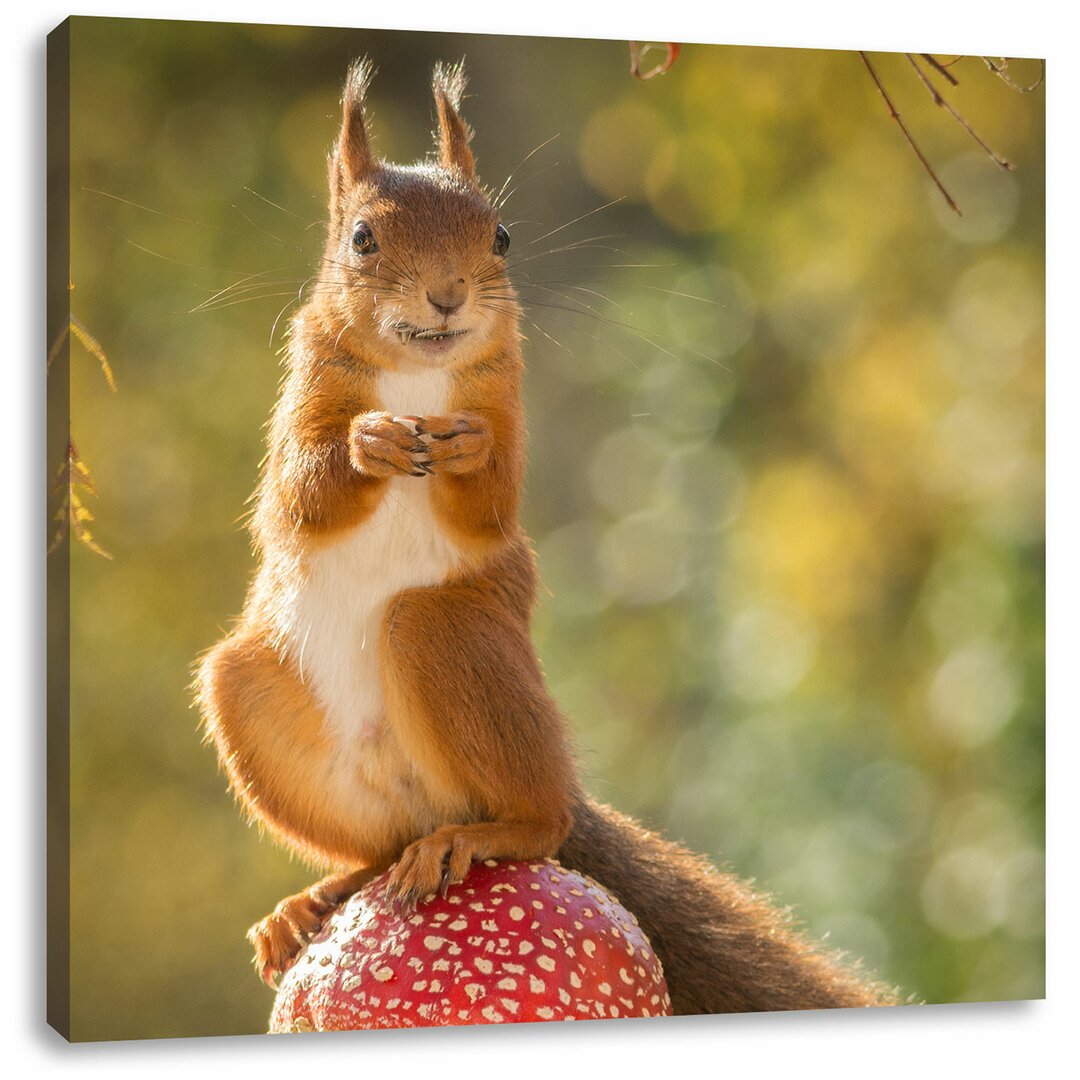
[46,16,1045,1041]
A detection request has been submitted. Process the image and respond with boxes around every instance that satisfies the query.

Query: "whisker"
[492,133,561,209]
[519,197,625,250]
[191,274,306,312]
[229,203,300,251]
[242,186,309,222]
[496,159,566,214]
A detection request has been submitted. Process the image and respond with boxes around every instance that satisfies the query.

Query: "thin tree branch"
[920,54,960,86]
[906,54,1014,171]
[859,51,961,216]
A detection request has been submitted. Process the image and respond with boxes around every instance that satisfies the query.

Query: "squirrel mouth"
[392,322,469,345]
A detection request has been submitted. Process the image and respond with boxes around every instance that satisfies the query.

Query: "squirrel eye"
[493,223,511,257]
[352,222,378,254]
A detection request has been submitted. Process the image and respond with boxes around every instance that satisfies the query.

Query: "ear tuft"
[335,57,377,187]
[432,59,476,178]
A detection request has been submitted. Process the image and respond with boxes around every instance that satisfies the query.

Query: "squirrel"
[196,59,897,1014]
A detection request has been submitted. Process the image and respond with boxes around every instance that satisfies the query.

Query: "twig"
[859,51,961,216]
[906,54,1014,171]
[629,42,681,81]
[982,57,1046,94]
[920,53,959,86]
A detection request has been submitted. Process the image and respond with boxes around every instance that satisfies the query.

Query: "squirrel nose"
[427,279,468,319]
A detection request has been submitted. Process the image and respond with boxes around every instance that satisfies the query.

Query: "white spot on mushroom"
[582,940,596,958]
[537,955,556,973]
[449,919,467,932]
[518,941,534,955]
[497,977,517,991]
[508,906,526,921]
[619,968,634,985]
[530,974,545,994]
[475,958,494,975]
[501,998,520,1014]
[598,982,612,996]
[480,1005,504,1022]
[373,966,394,982]
[536,1006,555,1020]
[465,983,486,1003]
[412,980,427,992]
[569,971,582,989]
[423,935,446,951]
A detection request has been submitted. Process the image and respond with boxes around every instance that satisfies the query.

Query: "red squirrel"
[197,60,897,1013]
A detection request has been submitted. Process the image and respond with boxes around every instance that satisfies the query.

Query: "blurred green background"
[61,16,1044,1041]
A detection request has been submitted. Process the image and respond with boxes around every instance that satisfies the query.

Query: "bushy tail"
[557,793,898,1014]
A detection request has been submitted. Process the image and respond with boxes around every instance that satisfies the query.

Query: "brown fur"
[196,60,897,1009]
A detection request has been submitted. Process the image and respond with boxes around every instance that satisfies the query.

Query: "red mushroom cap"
[270,858,672,1031]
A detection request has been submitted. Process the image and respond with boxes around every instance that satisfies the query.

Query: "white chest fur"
[279,366,463,745]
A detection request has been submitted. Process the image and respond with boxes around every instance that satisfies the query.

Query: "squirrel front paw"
[248,888,337,987]
[407,413,493,476]
[349,411,430,478]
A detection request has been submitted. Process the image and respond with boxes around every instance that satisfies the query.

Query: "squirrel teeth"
[395,325,468,344]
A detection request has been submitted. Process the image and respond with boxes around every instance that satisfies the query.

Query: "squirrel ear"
[332,58,377,190]
[432,60,476,179]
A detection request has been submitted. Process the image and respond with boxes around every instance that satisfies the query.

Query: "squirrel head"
[316,59,517,371]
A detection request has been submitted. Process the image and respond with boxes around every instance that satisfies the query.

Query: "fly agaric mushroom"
[269,858,672,1031]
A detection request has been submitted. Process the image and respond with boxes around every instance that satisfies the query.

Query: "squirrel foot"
[384,826,480,915]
